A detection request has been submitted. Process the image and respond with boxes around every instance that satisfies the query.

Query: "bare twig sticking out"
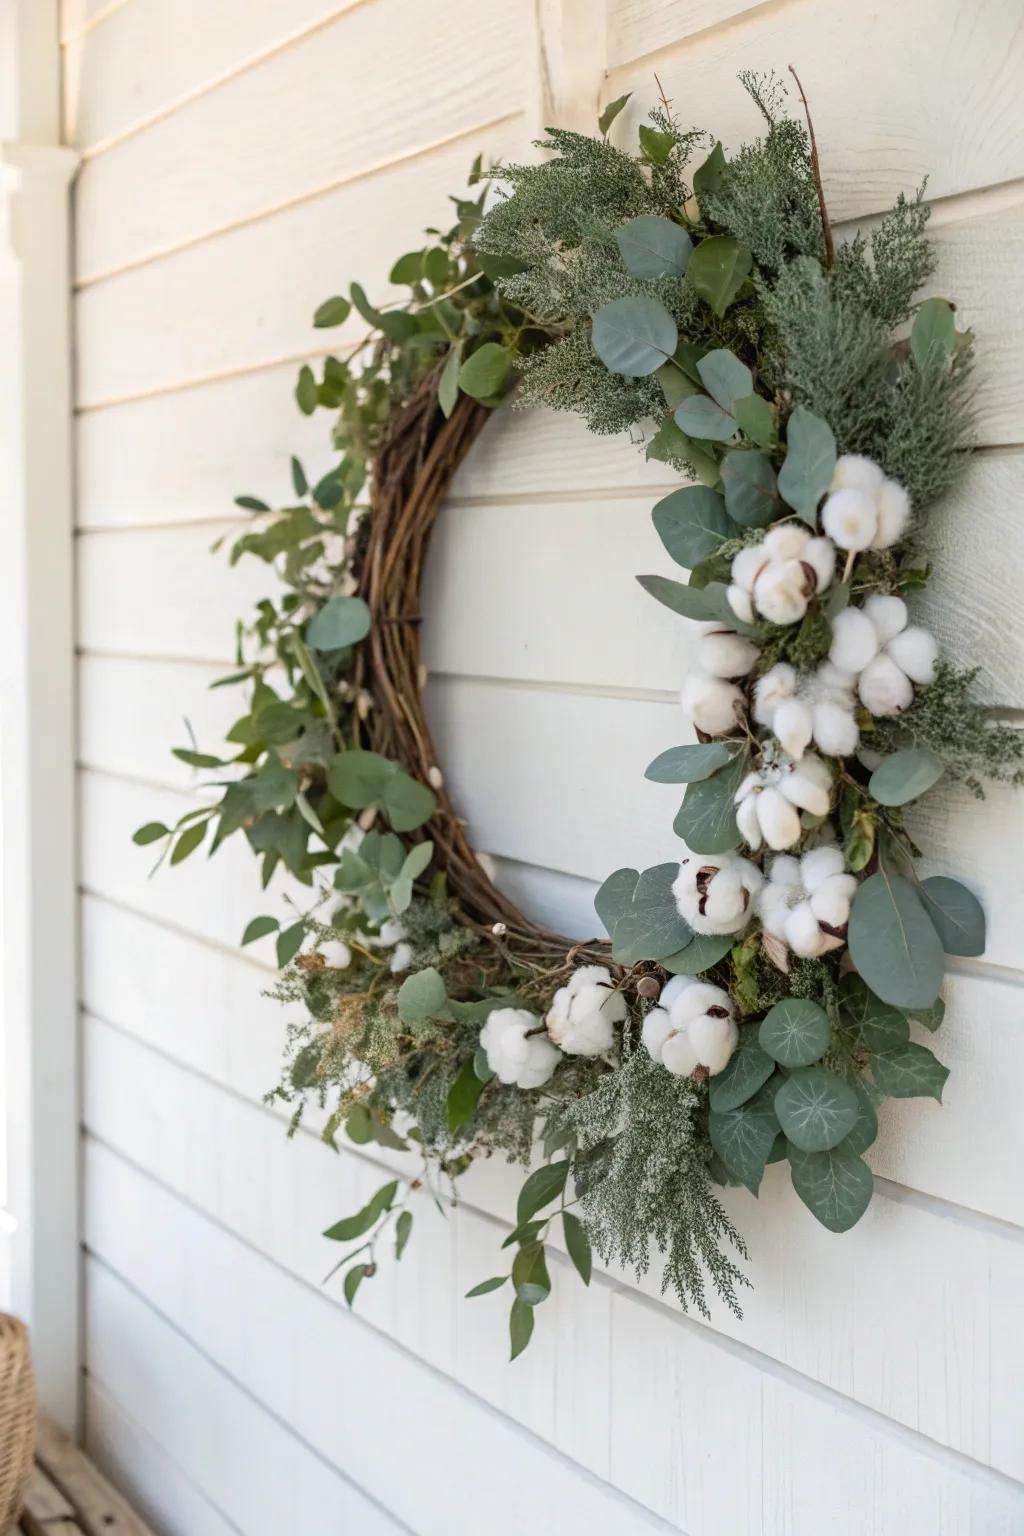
[788,64,835,269]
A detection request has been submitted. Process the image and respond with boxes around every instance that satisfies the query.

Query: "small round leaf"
[775,1067,860,1152]
[759,998,831,1068]
[591,296,678,377]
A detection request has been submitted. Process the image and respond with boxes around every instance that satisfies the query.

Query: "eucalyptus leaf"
[241,915,279,946]
[871,1041,949,1101]
[869,747,945,806]
[774,1067,860,1152]
[611,862,692,963]
[660,931,734,974]
[644,742,736,784]
[343,1263,369,1308]
[638,125,674,164]
[591,295,678,377]
[849,872,945,1009]
[397,967,447,1023]
[692,140,726,198]
[674,394,737,442]
[720,449,778,527]
[655,359,700,410]
[686,235,752,318]
[696,349,753,412]
[306,595,371,651]
[673,750,748,854]
[788,1144,874,1232]
[394,1210,413,1260]
[466,1275,507,1298]
[516,1161,569,1224]
[777,405,836,526]
[758,997,831,1068]
[562,1211,592,1285]
[646,416,722,486]
[447,1057,485,1133]
[708,1078,780,1193]
[615,215,692,278]
[598,92,631,136]
[323,1180,398,1242]
[911,297,956,369]
[708,1024,775,1111]
[313,295,351,328]
[732,392,776,446]
[918,876,986,957]
[509,1296,534,1360]
[594,866,639,938]
[458,342,512,400]
[652,485,734,568]
[635,574,725,621]
[512,1243,551,1306]
[133,821,169,846]
[438,345,461,418]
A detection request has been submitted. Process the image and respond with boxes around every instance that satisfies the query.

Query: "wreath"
[136,71,1021,1357]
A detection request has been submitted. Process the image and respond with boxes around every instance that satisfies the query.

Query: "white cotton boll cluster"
[821,455,911,552]
[319,938,353,970]
[734,753,832,851]
[758,847,858,957]
[829,594,938,717]
[753,661,860,760]
[678,626,759,737]
[727,524,835,626]
[389,943,413,973]
[480,1008,562,1089]
[672,854,763,935]
[642,976,739,1077]
[546,965,626,1056]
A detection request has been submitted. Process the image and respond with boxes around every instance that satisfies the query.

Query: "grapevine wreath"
[138,73,1022,1357]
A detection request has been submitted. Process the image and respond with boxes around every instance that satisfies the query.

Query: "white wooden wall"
[63,2,1024,1532]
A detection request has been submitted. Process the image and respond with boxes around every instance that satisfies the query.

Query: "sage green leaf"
[907,996,945,1033]
[655,359,701,409]
[843,1079,880,1156]
[512,1243,551,1306]
[323,1180,398,1241]
[306,595,371,651]
[674,394,736,442]
[400,841,434,882]
[276,921,305,968]
[501,1219,545,1252]
[871,1041,949,1101]
[133,821,169,846]
[509,1296,535,1360]
[170,821,207,865]
[692,140,726,198]
[788,1144,874,1232]
[720,449,778,527]
[458,342,512,400]
[686,235,753,318]
[438,345,461,418]
[313,295,351,328]
[594,866,638,937]
[660,931,734,974]
[652,485,734,567]
[466,1275,507,1298]
[777,405,836,525]
[382,769,436,832]
[343,1263,369,1308]
[638,124,674,164]
[598,92,631,136]
[398,967,447,1023]
[394,1210,413,1260]
[732,392,776,447]
[516,1161,569,1224]
[592,295,678,377]
[837,973,910,1052]
[562,1211,593,1286]
[635,573,724,621]
[697,349,753,412]
[389,251,423,285]
[709,1079,780,1194]
[646,416,722,486]
[673,750,748,854]
[911,297,956,369]
[328,749,394,809]
[919,876,986,957]
[645,742,736,784]
[849,872,945,1009]
[709,1024,775,1111]
[611,862,692,963]
[344,1103,373,1144]
[235,495,270,512]
[759,997,831,1068]
[295,364,317,415]
[615,215,692,279]
[447,1057,485,1134]
[775,1067,860,1152]
[869,747,945,806]
[241,915,279,946]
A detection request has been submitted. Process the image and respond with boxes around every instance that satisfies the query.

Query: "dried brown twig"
[788,65,834,269]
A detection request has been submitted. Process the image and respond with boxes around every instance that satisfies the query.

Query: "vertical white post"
[0,0,80,1433]
[529,0,608,139]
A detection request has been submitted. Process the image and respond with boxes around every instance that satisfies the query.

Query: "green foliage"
[870,661,1024,794]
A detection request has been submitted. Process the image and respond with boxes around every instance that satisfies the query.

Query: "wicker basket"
[0,1316,35,1533]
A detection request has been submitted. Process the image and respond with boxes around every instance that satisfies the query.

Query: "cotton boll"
[811,698,860,756]
[670,981,731,1026]
[800,845,845,892]
[862,593,908,646]
[480,1007,560,1089]
[772,697,814,759]
[672,856,761,934]
[727,583,755,624]
[831,454,885,497]
[732,543,768,591]
[859,653,914,716]
[698,628,760,678]
[517,1035,563,1088]
[756,785,803,849]
[546,969,626,1057]
[320,939,353,969]
[829,607,880,673]
[688,1013,739,1074]
[641,1008,673,1064]
[873,479,911,548]
[810,874,857,928]
[379,918,406,946]
[661,1030,702,1077]
[753,663,797,727]
[886,625,938,685]
[389,942,413,973]
[822,487,877,551]
[753,560,811,625]
[758,881,795,938]
[784,900,827,957]
[660,974,698,1011]
[803,537,836,594]
[786,753,832,811]
[770,854,802,887]
[763,523,810,562]
[735,793,763,850]
[679,672,744,736]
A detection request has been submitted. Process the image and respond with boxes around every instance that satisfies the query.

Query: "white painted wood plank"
[82,1120,1024,1525]
[84,1171,675,1536]
[85,1261,409,1536]
[85,1380,239,1536]
[607,0,1024,222]
[73,124,524,408]
[72,0,525,281]
[66,0,364,151]
[609,1289,1024,1536]
[606,0,766,66]
[81,1011,1024,1474]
